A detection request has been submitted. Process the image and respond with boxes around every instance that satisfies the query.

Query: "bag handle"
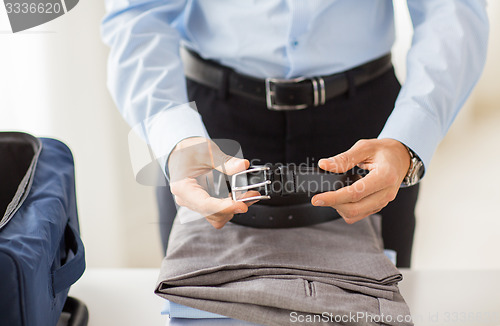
[52,223,86,294]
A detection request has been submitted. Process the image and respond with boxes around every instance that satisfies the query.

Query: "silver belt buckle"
[265,76,326,111]
[231,166,272,202]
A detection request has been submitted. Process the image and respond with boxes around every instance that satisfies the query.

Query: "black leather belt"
[198,164,368,228]
[230,165,367,201]
[233,202,340,229]
[182,47,392,110]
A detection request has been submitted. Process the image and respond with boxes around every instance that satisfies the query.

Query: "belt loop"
[345,71,356,98]
[217,67,230,100]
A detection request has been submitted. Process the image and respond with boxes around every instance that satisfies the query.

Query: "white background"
[1,1,499,270]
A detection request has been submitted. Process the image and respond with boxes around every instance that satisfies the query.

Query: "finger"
[337,209,380,225]
[204,195,249,215]
[238,190,262,207]
[318,139,373,173]
[172,178,248,216]
[204,190,263,229]
[205,214,233,229]
[311,170,386,207]
[204,190,260,229]
[333,188,395,224]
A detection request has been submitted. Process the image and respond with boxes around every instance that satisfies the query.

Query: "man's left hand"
[312,138,411,224]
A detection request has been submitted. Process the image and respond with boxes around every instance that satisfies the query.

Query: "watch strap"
[401,146,424,187]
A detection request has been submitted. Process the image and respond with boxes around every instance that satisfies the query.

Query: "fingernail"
[319,158,334,166]
[234,208,244,214]
[314,200,325,206]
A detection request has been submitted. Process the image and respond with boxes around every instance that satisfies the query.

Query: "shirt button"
[291,40,299,48]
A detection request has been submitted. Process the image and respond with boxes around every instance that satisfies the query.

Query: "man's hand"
[312,138,411,224]
[168,137,258,229]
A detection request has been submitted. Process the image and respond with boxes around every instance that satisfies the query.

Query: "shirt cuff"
[377,104,443,176]
[145,103,210,179]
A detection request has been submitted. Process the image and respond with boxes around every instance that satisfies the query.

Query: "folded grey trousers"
[156,207,413,326]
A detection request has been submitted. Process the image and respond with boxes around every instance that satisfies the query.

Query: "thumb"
[206,140,249,175]
[220,156,249,175]
[319,140,372,173]
[211,148,249,176]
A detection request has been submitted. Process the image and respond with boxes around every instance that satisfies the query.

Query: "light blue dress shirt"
[101,0,488,175]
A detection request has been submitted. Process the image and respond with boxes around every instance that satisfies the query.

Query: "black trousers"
[157,67,419,267]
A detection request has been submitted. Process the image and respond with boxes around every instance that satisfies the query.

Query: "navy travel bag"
[0,132,86,326]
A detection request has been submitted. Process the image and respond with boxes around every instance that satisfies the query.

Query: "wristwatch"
[401,146,424,187]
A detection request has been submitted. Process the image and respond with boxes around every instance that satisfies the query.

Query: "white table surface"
[69,268,500,326]
[69,269,166,326]
[399,270,500,325]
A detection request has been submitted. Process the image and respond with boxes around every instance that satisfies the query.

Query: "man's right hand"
[167,137,258,229]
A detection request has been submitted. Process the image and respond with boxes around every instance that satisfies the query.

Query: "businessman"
[102,0,489,267]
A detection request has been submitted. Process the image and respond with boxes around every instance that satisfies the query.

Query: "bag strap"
[52,223,86,294]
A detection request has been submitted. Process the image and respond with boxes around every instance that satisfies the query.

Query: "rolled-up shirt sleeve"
[378,0,489,174]
[101,0,209,174]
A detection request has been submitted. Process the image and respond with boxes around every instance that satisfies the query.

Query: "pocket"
[304,279,316,297]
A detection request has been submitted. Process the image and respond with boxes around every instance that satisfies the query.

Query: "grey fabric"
[156,207,413,326]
